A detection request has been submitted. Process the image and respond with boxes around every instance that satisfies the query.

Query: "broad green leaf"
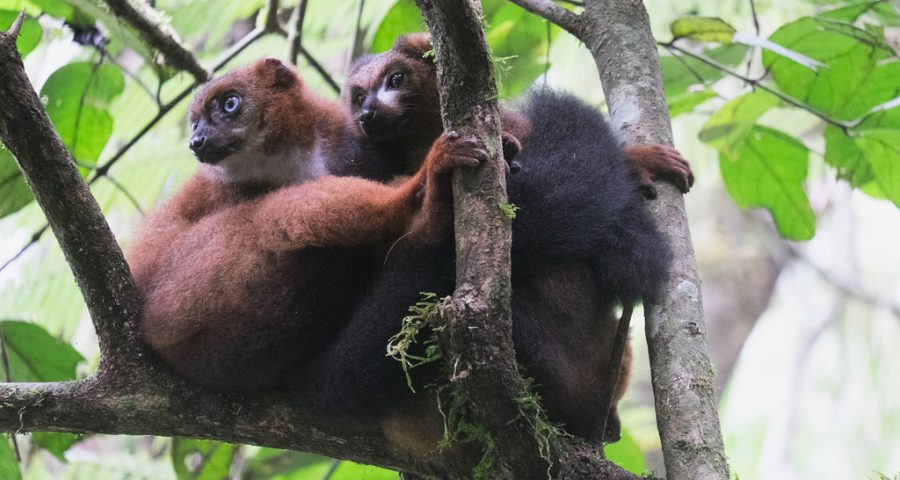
[31,432,81,462]
[0,150,33,219]
[824,124,872,187]
[0,320,84,382]
[763,17,900,121]
[699,90,780,154]
[660,43,748,98]
[0,437,21,480]
[667,89,717,117]
[171,439,237,480]
[670,17,736,42]
[0,10,42,57]
[854,129,900,207]
[719,126,815,240]
[40,62,125,164]
[604,429,647,475]
[370,0,425,53]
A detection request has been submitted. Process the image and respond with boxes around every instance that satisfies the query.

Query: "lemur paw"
[433,131,489,174]
[648,144,694,193]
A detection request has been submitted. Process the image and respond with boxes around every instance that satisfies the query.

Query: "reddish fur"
[129,59,479,389]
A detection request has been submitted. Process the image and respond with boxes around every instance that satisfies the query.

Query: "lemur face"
[188,58,315,183]
[344,33,441,142]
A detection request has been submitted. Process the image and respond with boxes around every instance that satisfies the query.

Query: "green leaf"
[0,11,42,57]
[0,150,33,219]
[40,62,125,164]
[763,17,900,121]
[667,89,717,117]
[370,0,424,53]
[0,437,21,480]
[0,320,84,382]
[171,439,237,480]
[670,16,736,42]
[604,429,647,475]
[30,432,81,462]
[719,126,815,240]
[824,124,872,187]
[854,129,900,207]
[699,90,780,154]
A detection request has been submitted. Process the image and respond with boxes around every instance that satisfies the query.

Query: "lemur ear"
[393,33,433,63]
[260,57,299,90]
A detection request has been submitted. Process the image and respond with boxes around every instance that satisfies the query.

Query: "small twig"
[102,0,208,82]
[507,0,581,36]
[103,175,145,216]
[263,0,286,36]
[345,0,366,73]
[745,0,760,84]
[97,45,158,104]
[298,45,341,94]
[0,226,48,274]
[286,0,309,65]
[320,459,342,480]
[595,304,633,441]
[661,41,855,132]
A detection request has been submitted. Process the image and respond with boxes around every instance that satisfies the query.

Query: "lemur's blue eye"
[354,92,365,106]
[222,95,241,113]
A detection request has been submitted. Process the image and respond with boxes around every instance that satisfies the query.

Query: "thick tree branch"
[579,1,729,478]
[507,0,581,36]
[414,2,546,478]
[102,0,209,82]
[0,14,144,368]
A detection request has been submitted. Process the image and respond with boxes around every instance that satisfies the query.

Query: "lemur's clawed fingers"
[432,131,488,174]
[626,144,694,195]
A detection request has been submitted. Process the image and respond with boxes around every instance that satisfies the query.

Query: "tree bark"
[580,1,730,478]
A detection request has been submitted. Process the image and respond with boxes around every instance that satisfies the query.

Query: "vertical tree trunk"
[580,1,730,478]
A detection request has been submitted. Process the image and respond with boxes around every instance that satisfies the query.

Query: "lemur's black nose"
[189,135,207,154]
[360,108,376,123]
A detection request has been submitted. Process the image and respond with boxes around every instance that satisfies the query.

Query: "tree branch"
[0,13,144,367]
[102,0,208,83]
[579,1,729,478]
[507,0,581,37]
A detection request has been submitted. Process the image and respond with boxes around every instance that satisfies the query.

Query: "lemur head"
[188,58,320,184]
[344,33,442,142]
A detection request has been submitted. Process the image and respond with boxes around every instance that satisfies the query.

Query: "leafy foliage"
[660,1,900,239]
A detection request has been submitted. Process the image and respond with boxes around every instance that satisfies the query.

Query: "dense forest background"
[0,0,898,478]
